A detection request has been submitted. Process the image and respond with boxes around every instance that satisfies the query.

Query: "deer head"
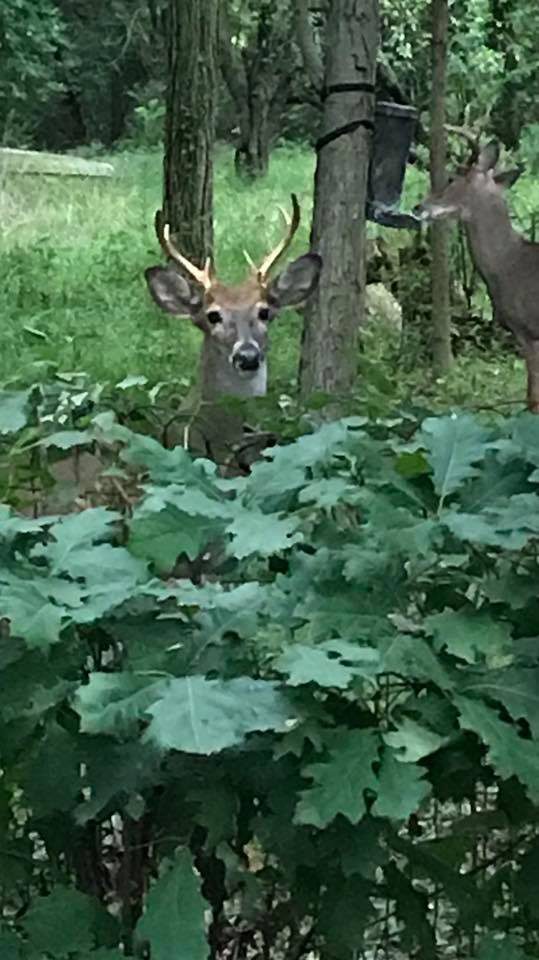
[145,195,321,398]
[415,135,523,224]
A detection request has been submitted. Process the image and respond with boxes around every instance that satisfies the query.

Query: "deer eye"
[258,305,270,321]
[206,309,222,325]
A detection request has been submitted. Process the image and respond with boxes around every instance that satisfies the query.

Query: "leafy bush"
[2,391,539,957]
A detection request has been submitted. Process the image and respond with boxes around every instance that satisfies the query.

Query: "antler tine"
[444,124,480,162]
[257,193,301,284]
[154,210,213,290]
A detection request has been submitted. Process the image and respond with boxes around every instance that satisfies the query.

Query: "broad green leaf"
[274,640,380,689]
[40,429,94,449]
[425,609,513,665]
[34,507,120,574]
[122,432,215,486]
[446,493,539,548]
[144,676,294,754]
[318,875,374,955]
[21,887,97,957]
[322,817,388,879]
[76,741,161,824]
[0,581,65,649]
[419,414,490,505]
[460,454,529,511]
[0,507,49,541]
[371,749,430,819]
[481,565,538,610]
[0,389,30,434]
[383,635,455,691]
[19,722,80,816]
[136,851,209,960]
[128,506,221,572]
[189,779,238,848]
[456,696,539,801]
[295,730,380,827]
[298,476,358,508]
[74,673,165,737]
[383,718,448,762]
[462,666,539,738]
[227,508,302,558]
[62,543,148,587]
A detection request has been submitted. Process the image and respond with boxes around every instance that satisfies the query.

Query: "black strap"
[315,118,374,153]
[321,82,375,100]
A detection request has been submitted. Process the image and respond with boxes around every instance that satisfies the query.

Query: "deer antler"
[154,210,214,290]
[444,124,480,163]
[255,193,301,286]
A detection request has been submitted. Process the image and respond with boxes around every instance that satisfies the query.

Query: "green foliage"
[3,405,539,955]
[0,0,67,144]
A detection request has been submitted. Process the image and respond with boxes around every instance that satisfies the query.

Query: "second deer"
[415,138,539,411]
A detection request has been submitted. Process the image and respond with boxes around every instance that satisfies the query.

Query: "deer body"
[416,141,539,410]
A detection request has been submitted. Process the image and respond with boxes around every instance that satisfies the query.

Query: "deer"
[16,198,320,517]
[143,195,321,467]
[414,136,539,411]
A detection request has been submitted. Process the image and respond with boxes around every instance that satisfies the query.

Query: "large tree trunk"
[430,0,453,374]
[163,0,217,264]
[299,0,379,399]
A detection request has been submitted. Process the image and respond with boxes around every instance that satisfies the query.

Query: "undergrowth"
[2,385,539,958]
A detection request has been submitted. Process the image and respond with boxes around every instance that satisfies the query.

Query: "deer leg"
[525,341,539,413]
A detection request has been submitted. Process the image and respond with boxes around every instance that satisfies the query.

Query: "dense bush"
[2,386,539,957]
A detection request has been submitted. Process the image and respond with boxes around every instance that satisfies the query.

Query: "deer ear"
[267,253,322,308]
[477,141,500,172]
[493,166,523,189]
[145,266,202,316]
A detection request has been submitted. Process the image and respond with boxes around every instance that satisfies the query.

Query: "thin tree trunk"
[163,0,217,265]
[220,2,292,181]
[299,0,379,399]
[430,0,453,374]
[294,0,323,94]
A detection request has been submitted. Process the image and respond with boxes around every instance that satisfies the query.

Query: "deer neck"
[199,339,267,400]
[464,196,520,282]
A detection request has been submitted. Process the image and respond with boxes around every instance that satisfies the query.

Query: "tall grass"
[0,142,536,412]
[0,145,315,388]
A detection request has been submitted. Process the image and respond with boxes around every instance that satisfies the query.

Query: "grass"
[0,141,535,416]
[0,145,315,390]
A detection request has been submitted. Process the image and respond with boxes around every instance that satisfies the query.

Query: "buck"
[145,195,321,401]
[415,138,539,411]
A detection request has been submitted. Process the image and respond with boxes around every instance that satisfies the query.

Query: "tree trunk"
[430,0,453,375]
[220,1,293,181]
[163,0,217,264]
[299,0,379,399]
[234,65,272,179]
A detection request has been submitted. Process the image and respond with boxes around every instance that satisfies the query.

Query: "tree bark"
[163,0,217,264]
[299,0,379,399]
[430,0,453,374]
[294,0,324,94]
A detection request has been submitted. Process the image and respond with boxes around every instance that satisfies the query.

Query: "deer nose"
[233,344,261,371]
